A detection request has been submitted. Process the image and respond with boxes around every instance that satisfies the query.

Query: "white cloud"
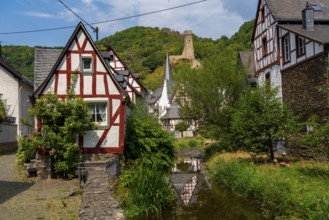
[23,11,54,18]
[92,0,248,39]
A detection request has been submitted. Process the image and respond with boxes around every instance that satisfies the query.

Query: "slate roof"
[0,58,33,87]
[266,0,329,22]
[34,48,62,91]
[161,102,181,120]
[279,24,329,44]
[147,87,163,104]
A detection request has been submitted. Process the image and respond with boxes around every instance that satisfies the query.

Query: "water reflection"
[131,158,266,220]
[132,183,266,220]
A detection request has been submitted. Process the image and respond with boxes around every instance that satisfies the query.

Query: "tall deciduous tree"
[228,85,300,161]
[176,48,245,139]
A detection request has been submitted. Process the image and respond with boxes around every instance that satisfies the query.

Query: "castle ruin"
[170,30,201,69]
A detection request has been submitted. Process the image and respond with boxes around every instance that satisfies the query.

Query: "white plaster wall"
[0,66,19,123]
[103,126,119,148]
[107,75,120,95]
[57,74,67,95]
[20,82,33,136]
[258,64,282,98]
[314,43,324,54]
[96,75,106,95]
[306,43,314,58]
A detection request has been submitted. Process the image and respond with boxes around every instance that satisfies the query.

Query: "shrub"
[17,136,37,165]
[117,158,175,217]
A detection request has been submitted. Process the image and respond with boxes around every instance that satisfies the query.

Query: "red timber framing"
[105,46,143,94]
[252,0,279,74]
[34,22,128,155]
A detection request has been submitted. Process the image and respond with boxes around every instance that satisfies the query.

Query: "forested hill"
[1,19,254,83]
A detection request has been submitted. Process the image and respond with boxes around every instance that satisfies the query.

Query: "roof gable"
[33,22,127,98]
[0,58,33,87]
[267,0,329,22]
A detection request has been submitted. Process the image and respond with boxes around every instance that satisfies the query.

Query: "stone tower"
[169,30,201,68]
[182,30,195,59]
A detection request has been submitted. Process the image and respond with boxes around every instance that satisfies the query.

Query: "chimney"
[302,1,314,31]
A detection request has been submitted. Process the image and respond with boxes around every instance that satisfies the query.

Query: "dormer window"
[81,56,93,74]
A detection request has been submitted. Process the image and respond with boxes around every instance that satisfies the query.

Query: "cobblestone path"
[79,167,125,220]
[0,154,81,220]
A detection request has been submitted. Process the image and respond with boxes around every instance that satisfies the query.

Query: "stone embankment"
[78,162,125,220]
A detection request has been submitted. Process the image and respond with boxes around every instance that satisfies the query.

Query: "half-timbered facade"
[100,47,143,104]
[253,0,329,120]
[33,22,128,154]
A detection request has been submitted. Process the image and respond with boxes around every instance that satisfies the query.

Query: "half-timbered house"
[100,47,143,104]
[253,0,329,120]
[33,22,130,155]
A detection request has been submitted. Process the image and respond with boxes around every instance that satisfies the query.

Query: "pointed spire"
[164,50,172,81]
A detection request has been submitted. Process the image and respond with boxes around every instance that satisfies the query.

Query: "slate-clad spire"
[164,50,172,81]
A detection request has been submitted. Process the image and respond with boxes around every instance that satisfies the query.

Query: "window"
[262,37,268,55]
[296,35,305,56]
[81,57,93,73]
[89,103,107,125]
[283,35,291,62]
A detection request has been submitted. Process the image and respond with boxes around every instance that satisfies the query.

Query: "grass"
[174,137,205,151]
[208,152,329,219]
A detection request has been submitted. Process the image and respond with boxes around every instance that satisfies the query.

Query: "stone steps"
[78,161,125,220]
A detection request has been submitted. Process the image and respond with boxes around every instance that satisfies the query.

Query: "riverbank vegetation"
[208,152,329,219]
[115,100,175,218]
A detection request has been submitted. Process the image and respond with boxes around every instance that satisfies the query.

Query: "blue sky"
[0,0,258,47]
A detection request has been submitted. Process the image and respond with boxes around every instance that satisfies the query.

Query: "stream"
[132,158,266,220]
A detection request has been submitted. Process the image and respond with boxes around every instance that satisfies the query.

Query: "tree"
[175,121,189,137]
[124,99,174,172]
[227,85,300,161]
[27,74,95,178]
[176,49,245,139]
[0,97,6,124]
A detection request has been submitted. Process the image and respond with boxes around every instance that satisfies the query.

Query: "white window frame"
[283,35,291,62]
[81,55,93,74]
[297,36,306,57]
[88,102,108,126]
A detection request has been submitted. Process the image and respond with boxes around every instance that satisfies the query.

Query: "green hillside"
[1,19,254,86]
